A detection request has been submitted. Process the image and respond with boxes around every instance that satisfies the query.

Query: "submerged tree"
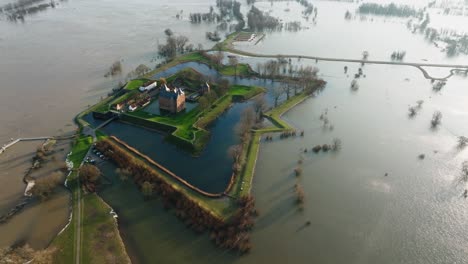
[141,181,154,199]
[460,161,468,183]
[431,111,442,128]
[408,106,417,117]
[272,87,283,107]
[30,171,64,201]
[253,95,267,122]
[331,138,342,151]
[458,136,468,148]
[228,56,239,78]
[350,79,359,90]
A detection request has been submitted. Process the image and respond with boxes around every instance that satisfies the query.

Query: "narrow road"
[226,48,468,80]
[75,131,97,264]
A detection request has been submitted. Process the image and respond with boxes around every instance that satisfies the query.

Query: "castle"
[159,84,186,113]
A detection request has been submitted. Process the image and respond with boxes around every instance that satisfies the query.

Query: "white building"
[139,81,157,92]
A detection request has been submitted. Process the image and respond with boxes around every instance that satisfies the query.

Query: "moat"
[1,0,468,263]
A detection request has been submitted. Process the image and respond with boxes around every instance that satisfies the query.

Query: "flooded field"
[1,0,468,262]
[0,0,219,248]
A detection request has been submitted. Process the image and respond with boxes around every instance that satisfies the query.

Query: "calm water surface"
[0,0,219,248]
[1,0,468,262]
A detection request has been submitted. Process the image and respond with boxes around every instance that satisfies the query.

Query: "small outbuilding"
[139,81,157,92]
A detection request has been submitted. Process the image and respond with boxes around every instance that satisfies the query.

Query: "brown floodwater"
[0,0,219,248]
[1,0,468,262]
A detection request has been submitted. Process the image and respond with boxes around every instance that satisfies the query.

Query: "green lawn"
[124,78,150,91]
[69,135,93,166]
[126,85,265,153]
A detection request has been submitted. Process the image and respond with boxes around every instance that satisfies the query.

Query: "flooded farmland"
[1,0,468,263]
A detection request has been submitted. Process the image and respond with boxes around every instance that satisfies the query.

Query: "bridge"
[0,137,55,155]
[95,115,119,130]
[225,48,468,81]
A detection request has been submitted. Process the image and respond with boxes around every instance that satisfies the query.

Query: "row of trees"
[96,139,257,253]
[0,245,56,264]
[391,51,407,61]
[190,0,245,32]
[247,5,280,31]
[80,164,102,192]
[358,3,421,18]
[158,30,192,60]
[104,61,122,77]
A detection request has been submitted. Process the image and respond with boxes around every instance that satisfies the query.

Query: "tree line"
[358,3,421,18]
[96,139,257,253]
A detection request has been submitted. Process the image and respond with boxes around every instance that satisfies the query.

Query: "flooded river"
[0,0,218,248]
[1,0,468,262]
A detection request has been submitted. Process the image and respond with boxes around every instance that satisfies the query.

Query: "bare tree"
[416,100,424,108]
[164,28,173,37]
[175,35,189,53]
[458,136,468,148]
[331,138,342,151]
[460,161,468,183]
[80,164,101,183]
[116,168,131,182]
[141,181,154,199]
[228,145,242,163]
[431,111,442,127]
[0,245,56,263]
[236,107,256,140]
[272,87,283,107]
[30,172,64,201]
[294,184,305,204]
[211,51,224,70]
[362,51,369,60]
[253,95,267,122]
[408,106,417,117]
[228,56,239,77]
[351,79,359,90]
[218,79,230,96]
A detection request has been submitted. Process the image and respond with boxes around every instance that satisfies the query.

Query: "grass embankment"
[51,134,129,263]
[230,92,312,198]
[51,134,92,263]
[81,194,131,264]
[262,93,309,132]
[126,85,265,154]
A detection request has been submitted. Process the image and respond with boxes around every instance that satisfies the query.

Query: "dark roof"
[160,84,184,99]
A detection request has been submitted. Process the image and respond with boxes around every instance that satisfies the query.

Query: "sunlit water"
[1,0,468,262]
[0,0,219,248]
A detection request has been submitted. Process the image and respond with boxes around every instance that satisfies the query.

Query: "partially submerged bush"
[294,167,302,177]
[458,136,468,148]
[331,138,342,151]
[431,111,442,128]
[295,184,305,204]
[30,172,64,201]
[312,145,322,153]
[322,144,330,152]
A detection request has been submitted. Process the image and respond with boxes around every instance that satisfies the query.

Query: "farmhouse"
[139,81,157,92]
[159,84,186,113]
